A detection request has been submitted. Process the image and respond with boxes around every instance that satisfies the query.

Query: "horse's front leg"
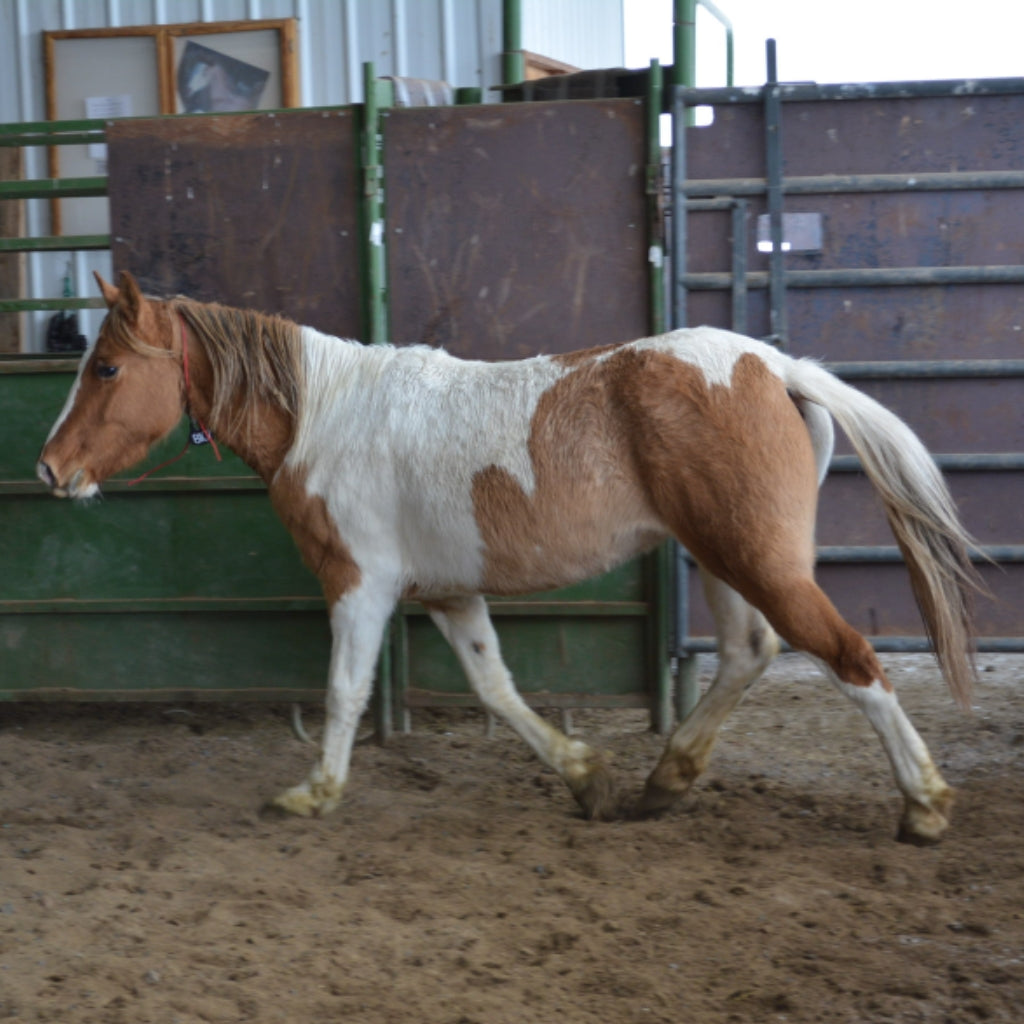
[271,581,395,817]
[426,595,619,819]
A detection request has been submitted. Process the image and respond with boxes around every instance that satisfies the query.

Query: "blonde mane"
[170,297,304,436]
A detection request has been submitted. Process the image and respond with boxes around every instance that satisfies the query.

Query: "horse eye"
[95,363,119,381]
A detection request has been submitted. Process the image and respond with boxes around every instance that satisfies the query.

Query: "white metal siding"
[522,0,624,71]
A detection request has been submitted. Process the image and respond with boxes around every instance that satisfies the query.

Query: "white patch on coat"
[621,326,834,483]
[626,326,791,388]
[45,346,93,442]
[284,328,568,594]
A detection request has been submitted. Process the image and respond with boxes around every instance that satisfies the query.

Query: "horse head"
[37,271,186,499]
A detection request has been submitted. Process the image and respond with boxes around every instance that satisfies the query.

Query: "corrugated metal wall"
[521,0,624,71]
[2,0,622,351]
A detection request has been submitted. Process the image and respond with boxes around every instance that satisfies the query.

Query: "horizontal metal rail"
[0,357,81,372]
[1,596,649,618]
[402,689,653,709]
[683,169,1024,197]
[0,476,265,496]
[0,116,107,147]
[0,106,346,146]
[0,176,108,200]
[678,76,1024,108]
[682,265,1024,290]
[1,686,328,703]
[0,234,111,253]
[0,596,324,615]
[830,453,1024,472]
[683,544,1022,565]
[0,297,105,314]
[815,545,1023,563]
[683,636,1024,654]
[827,359,1024,379]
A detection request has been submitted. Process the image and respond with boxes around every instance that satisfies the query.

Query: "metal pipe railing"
[681,265,1024,290]
[682,168,1024,197]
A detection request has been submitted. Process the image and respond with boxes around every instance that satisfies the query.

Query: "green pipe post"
[359,62,392,347]
[359,62,395,739]
[502,0,525,86]
[644,60,676,733]
[673,0,697,90]
[671,0,702,720]
[645,59,666,337]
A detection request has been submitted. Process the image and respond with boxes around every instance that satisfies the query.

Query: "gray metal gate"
[672,59,1024,661]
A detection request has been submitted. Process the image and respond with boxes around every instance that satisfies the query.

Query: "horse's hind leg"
[630,361,951,841]
[425,595,618,819]
[761,577,954,843]
[636,569,779,816]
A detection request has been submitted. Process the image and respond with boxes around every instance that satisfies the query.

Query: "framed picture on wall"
[43,19,298,235]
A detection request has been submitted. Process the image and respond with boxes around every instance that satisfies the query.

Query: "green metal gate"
[0,76,675,732]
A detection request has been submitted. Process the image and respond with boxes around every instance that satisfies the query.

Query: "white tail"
[785,359,982,710]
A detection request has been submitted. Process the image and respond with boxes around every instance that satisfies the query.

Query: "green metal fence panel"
[0,359,328,702]
[2,93,673,731]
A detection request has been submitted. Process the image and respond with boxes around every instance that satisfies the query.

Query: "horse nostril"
[37,460,57,489]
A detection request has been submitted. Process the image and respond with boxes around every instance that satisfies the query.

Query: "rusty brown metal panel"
[107,110,362,339]
[829,378,1023,455]
[688,93,1024,181]
[816,563,1021,640]
[383,99,650,359]
[687,562,1020,641]
[683,94,1024,361]
[686,213,1024,361]
[817,472,1020,547]
[785,286,1024,363]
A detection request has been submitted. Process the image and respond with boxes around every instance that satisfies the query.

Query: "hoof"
[628,756,698,820]
[628,780,683,820]
[567,759,621,821]
[267,777,343,819]
[896,789,954,846]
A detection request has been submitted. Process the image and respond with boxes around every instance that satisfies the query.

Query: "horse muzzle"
[37,459,96,500]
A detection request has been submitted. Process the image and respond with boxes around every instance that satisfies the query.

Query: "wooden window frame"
[43,18,298,235]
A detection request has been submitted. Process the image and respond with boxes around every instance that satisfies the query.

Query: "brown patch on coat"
[607,350,820,580]
[615,349,887,688]
[270,465,361,606]
[475,346,886,689]
[471,351,666,595]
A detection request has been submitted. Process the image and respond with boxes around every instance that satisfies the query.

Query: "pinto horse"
[38,272,981,842]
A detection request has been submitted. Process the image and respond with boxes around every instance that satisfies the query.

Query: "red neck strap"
[179,315,220,458]
[126,313,221,487]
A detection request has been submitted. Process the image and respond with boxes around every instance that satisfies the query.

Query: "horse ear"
[117,271,145,326]
[94,272,120,309]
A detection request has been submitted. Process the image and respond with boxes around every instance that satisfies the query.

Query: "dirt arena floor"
[1,652,1022,1023]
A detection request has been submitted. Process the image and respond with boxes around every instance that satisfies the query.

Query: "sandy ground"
[1,652,1022,1023]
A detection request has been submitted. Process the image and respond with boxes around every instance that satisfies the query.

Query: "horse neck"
[178,309,296,484]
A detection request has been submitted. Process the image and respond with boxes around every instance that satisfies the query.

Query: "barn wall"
[521,0,624,71]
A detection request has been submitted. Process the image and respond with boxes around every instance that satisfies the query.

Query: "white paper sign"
[84,94,133,162]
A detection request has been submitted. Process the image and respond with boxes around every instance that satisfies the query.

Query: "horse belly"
[473,473,667,596]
